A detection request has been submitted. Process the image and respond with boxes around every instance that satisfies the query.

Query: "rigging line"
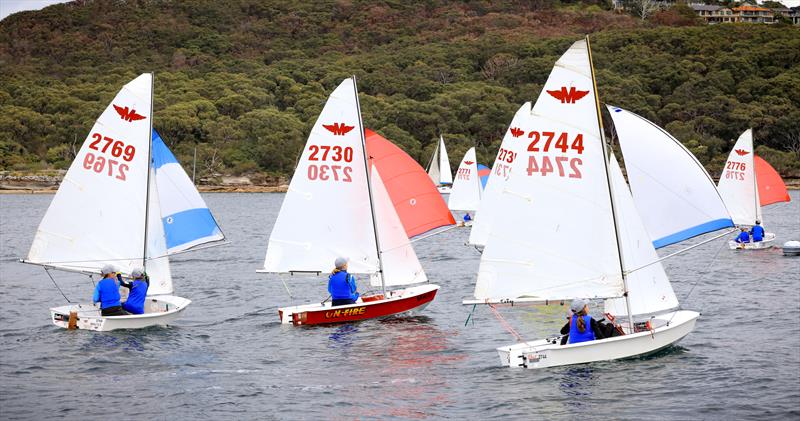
[489,304,523,342]
[45,267,72,303]
[280,277,294,301]
[464,304,477,327]
[408,224,460,245]
[625,228,737,275]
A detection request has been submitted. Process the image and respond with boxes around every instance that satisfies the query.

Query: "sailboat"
[718,129,791,250]
[448,147,482,226]
[261,77,446,326]
[469,102,532,247]
[22,73,225,331]
[426,135,454,194]
[463,38,700,369]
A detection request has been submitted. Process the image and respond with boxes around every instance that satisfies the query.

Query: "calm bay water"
[1,192,798,420]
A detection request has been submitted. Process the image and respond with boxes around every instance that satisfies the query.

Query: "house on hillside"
[732,4,774,23]
[689,4,736,23]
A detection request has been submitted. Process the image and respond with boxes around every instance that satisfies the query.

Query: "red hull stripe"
[292,289,437,326]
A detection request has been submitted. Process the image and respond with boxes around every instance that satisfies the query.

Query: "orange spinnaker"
[365,129,455,237]
[755,155,791,206]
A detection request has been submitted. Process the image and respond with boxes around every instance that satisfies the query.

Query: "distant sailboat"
[261,77,445,326]
[464,38,700,369]
[718,129,791,249]
[426,135,453,194]
[22,74,225,331]
[448,147,482,225]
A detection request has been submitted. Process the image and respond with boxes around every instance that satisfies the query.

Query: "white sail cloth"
[427,136,453,186]
[27,74,153,276]
[718,129,762,226]
[604,154,678,316]
[469,102,532,247]
[607,106,733,248]
[447,147,482,212]
[263,78,380,275]
[473,40,624,301]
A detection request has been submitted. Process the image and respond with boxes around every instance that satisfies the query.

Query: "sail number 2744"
[526,131,583,179]
[307,145,354,182]
[83,132,136,181]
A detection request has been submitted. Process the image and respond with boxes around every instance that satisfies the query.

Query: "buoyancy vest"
[568,314,596,344]
[328,271,357,300]
[751,225,764,242]
[96,278,121,309]
[123,279,149,314]
[736,231,750,243]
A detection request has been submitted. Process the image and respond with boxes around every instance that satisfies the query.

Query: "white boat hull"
[437,185,452,194]
[728,232,776,250]
[497,310,699,369]
[50,295,191,331]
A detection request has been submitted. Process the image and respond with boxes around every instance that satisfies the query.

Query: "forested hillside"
[1,0,799,181]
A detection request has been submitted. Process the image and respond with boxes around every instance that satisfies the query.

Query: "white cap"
[100,264,116,275]
[334,257,349,269]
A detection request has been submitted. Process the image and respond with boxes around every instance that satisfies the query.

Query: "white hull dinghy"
[262,77,453,326]
[463,38,734,369]
[23,74,225,331]
[718,129,791,251]
[427,135,454,194]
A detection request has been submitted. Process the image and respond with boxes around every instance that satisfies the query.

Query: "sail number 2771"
[526,131,583,179]
[83,132,136,181]
[307,145,354,182]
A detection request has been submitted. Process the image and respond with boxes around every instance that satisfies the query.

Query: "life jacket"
[751,225,764,242]
[96,278,121,309]
[736,231,750,243]
[463,214,472,222]
[568,314,596,344]
[328,271,357,300]
[122,279,149,314]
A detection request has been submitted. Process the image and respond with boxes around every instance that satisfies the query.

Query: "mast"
[142,72,155,273]
[353,75,386,295]
[586,36,635,333]
[750,129,759,225]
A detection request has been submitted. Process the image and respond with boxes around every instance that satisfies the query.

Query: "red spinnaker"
[365,129,455,237]
[755,155,791,206]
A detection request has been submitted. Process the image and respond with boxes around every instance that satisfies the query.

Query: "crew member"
[93,265,128,316]
[750,220,765,242]
[560,299,605,345]
[121,268,149,315]
[328,257,359,307]
[463,213,472,223]
[735,227,750,244]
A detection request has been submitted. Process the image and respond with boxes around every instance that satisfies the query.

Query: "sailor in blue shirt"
[93,264,129,316]
[328,257,360,307]
[750,220,765,242]
[735,227,751,244]
[121,268,149,315]
[463,213,472,222]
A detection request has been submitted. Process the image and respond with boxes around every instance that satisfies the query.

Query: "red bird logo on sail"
[510,127,524,138]
[113,104,146,122]
[323,123,354,136]
[547,87,590,104]
[735,149,749,156]
[464,161,474,165]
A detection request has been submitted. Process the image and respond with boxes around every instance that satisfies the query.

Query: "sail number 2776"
[83,132,136,181]
[307,145,354,182]
[526,131,583,179]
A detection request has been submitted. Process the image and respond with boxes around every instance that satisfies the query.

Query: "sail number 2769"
[526,131,583,179]
[307,145,354,182]
[83,132,135,181]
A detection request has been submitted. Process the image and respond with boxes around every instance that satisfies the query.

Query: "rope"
[666,232,728,326]
[45,267,72,303]
[464,304,477,326]
[489,304,523,342]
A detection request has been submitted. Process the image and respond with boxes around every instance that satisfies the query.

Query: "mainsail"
[607,106,733,248]
[426,136,453,186]
[473,40,624,301]
[718,130,762,226]
[448,147,482,212]
[469,102,532,247]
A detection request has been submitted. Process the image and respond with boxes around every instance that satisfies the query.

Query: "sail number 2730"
[307,145,354,182]
[83,132,136,181]
[526,131,583,179]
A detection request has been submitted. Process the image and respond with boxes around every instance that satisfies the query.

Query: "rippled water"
[1,192,798,420]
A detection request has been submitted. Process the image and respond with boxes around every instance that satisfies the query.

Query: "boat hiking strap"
[44,267,72,303]
[489,304,523,342]
[667,230,728,326]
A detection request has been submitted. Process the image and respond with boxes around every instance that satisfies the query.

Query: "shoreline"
[0,184,290,194]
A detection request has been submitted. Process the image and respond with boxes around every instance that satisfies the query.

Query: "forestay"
[473,40,624,301]
[263,78,380,275]
[604,154,678,316]
[152,130,224,254]
[718,129,762,226]
[607,106,733,248]
[27,74,153,276]
[365,129,454,237]
[369,167,427,287]
[469,102,532,247]
[448,147,482,212]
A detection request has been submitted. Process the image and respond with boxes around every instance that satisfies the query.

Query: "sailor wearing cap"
[559,298,606,345]
[328,257,360,307]
[121,268,150,315]
[92,264,129,316]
